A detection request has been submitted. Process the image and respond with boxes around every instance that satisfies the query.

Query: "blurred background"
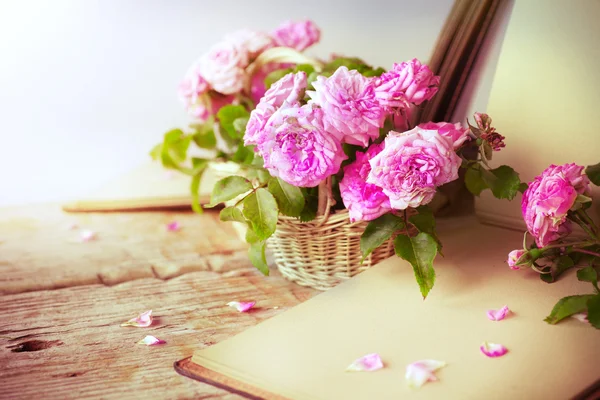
[0,0,455,206]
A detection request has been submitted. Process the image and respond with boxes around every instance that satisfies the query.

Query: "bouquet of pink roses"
[153,20,522,298]
[508,162,600,328]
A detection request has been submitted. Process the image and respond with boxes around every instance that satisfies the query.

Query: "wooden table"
[0,205,316,399]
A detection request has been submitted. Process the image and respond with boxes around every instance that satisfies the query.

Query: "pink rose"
[340,143,392,222]
[178,65,211,120]
[198,40,249,95]
[256,104,346,187]
[245,71,307,146]
[375,59,439,107]
[224,29,274,60]
[308,66,385,147]
[367,127,461,210]
[522,163,591,247]
[418,121,471,150]
[507,249,526,270]
[271,20,320,52]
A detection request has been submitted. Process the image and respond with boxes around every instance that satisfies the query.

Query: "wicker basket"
[268,209,396,291]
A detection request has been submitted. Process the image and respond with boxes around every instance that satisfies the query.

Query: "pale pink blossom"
[227,301,256,312]
[522,163,591,247]
[480,342,508,358]
[137,335,166,346]
[572,313,588,323]
[166,221,180,232]
[346,353,384,372]
[405,360,446,389]
[339,143,392,222]
[418,121,471,150]
[224,29,274,59]
[198,40,249,95]
[507,249,526,270]
[487,305,510,321]
[375,59,439,107]
[80,230,96,242]
[367,127,461,210]
[121,310,153,328]
[255,104,346,187]
[308,66,385,146]
[245,71,307,146]
[271,20,320,51]
[249,62,291,104]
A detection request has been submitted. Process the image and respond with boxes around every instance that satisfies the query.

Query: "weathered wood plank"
[0,205,248,294]
[0,271,317,399]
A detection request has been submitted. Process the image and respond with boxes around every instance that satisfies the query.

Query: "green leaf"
[577,266,599,291]
[518,182,529,194]
[294,64,316,75]
[323,57,369,73]
[541,255,574,283]
[408,206,442,252]
[488,165,522,200]
[264,68,294,89]
[544,294,597,324]
[394,233,439,298]
[192,130,217,149]
[149,143,162,160]
[585,162,600,186]
[586,295,600,328]
[242,188,278,240]
[248,241,269,276]
[209,176,253,206]
[219,206,246,223]
[268,178,305,217]
[189,159,209,214]
[483,142,493,161]
[464,166,488,196]
[160,129,192,171]
[361,67,386,77]
[217,105,250,140]
[245,226,261,244]
[360,214,405,260]
[232,144,254,164]
[299,187,319,222]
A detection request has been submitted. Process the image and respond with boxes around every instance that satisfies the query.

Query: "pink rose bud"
[507,249,526,270]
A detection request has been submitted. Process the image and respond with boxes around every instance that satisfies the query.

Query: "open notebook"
[176,220,600,399]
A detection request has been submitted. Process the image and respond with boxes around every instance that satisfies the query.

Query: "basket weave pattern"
[268,209,396,291]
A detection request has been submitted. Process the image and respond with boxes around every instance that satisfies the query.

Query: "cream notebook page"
[192,220,599,400]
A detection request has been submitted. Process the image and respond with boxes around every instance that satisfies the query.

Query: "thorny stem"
[571,249,600,258]
[577,209,600,237]
[540,240,599,251]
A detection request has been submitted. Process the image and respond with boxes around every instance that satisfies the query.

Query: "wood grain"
[0,272,316,399]
[0,205,248,294]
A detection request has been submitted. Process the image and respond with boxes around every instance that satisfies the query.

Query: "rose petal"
[346,353,384,372]
[121,310,153,327]
[405,360,446,388]
[137,335,166,346]
[80,230,96,242]
[166,221,180,232]
[487,305,510,321]
[227,301,256,312]
[480,342,508,358]
[572,313,588,323]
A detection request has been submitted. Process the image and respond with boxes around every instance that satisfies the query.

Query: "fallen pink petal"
[227,301,256,312]
[346,353,384,372]
[80,230,96,242]
[572,313,588,323]
[121,310,153,327]
[137,335,166,346]
[166,221,180,232]
[480,342,508,358]
[405,360,446,388]
[487,305,510,321]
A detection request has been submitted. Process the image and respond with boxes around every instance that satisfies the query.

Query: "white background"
[0,0,454,206]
